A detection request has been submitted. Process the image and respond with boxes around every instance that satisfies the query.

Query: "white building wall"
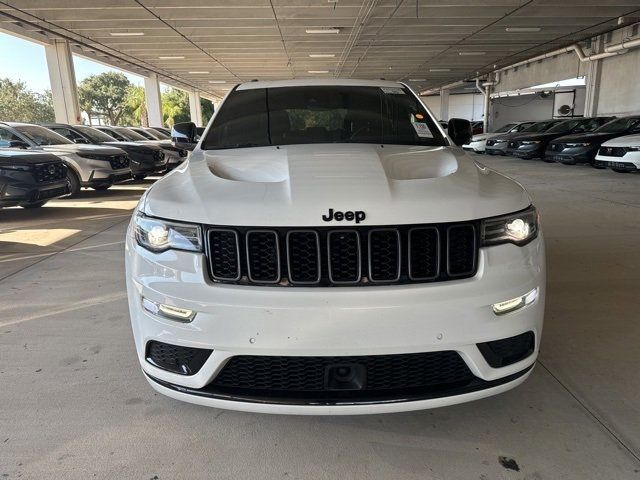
[421,93,484,122]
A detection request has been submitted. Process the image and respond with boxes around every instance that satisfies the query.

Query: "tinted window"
[202,86,445,150]
[14,125,72,145]
[131,128,156,140]
[51,127,83,142]
[546,120,582,133]
[596,117,640,133]
[76,126,116,142]
[521,121,560,133]
[0,127,22,142]
[113,127,148,141]
[494,123,516,133]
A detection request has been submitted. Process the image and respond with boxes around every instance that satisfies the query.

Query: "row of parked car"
[463,115,640,173]
[0,123,189,208]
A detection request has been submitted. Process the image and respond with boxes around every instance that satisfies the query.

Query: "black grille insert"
[211,351,474,398]
[109,154,130,170]
[205,222,478,287]
[33,162,66,183]
[208,229,240,281]
[246,230,280,283]
[477,331,535,368]
[145,341,212,375]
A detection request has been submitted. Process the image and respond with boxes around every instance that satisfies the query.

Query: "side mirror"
[171,122,198,151]
[0,139,29,149]
[448,118,472,147]
[73,137,89,144]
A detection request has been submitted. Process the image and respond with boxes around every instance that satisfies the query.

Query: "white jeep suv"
[126,79,545,415]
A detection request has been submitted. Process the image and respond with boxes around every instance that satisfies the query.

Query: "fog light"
[492,288,538,315]
[142,297,195,322]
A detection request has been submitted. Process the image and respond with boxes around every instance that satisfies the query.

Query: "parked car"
[94,125,187,170]
[0,122,130,195]
[0,149,69,208]
[129,127,171,141]
[126,79,545,414]
[463,121,535,153]
[151,126,171,137]
[545,116,640,165]
[593,134,640,173]
[485,119,562,155]
[507,117,614,160]
[44,123,167,181]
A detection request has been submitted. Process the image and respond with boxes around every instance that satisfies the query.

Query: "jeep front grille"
[205,223,478,287]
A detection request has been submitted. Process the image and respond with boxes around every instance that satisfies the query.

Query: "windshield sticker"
[381,87,405,95]
[412,122,433,138]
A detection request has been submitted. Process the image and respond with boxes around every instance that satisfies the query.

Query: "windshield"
[521,121,559,133]
[113,127,147,141]
[14,125,72,146]
[494,123,516,133]
[148,128,170,139]
[76,125,116,142]
[546,119,583,133]
[131,128,157,140]
[202,86,446,150]
[595,117,640,133]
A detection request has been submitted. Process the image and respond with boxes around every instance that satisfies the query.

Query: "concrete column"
[188,91,203,127]
[144,74,163,127]
[439,88,450,121]
[482,84,492,133]
[584,36,604,117]
[44,40,81,124]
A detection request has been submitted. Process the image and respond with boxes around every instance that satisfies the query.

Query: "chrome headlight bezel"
[134,212,202,253]
[481,206,539,247]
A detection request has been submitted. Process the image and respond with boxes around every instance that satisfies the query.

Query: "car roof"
[236,78,407,91]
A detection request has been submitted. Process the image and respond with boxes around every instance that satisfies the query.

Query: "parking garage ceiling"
[1,0,640,97]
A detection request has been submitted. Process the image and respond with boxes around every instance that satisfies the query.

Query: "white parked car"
[463,121,535,153]
[125,79,546,415]
[594,134,640,173]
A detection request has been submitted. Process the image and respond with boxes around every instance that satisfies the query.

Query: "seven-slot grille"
[598,146,626,157]
[33,162,66,183]
[109,154,130,169]
[206,223,478,287]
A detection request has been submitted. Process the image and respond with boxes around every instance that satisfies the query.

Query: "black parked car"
[506,117,614,160]
[0,149,69,208]
[485,119,563,155]
[94,126,188,170]
[43,123,167,181]
[545,116,640,165]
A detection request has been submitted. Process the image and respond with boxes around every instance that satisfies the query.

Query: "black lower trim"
[145,364,534,406]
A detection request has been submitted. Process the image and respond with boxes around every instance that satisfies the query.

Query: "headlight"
[625,146,640,152]
[0,164,31,171]
[134,213,202,252]
[567,142,591,147]
[481,206,539,246]
[521,140,541,145]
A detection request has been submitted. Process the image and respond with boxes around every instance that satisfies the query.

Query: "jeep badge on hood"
[322,208,366,223]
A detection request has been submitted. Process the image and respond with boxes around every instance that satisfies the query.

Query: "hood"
[143,144,531,226]
[471,132,504,142]
[39,143,126,156]
[601,134,640,147]
[549,132,620,144]
[102,141,162,152]
[0,149,61,165]
[513,132,565,142]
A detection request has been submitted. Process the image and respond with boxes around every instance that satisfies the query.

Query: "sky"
[0,31,144,93]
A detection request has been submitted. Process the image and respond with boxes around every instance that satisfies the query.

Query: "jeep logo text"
[322,208,366,224]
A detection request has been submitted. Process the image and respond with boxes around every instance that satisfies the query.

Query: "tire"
[92,184,112,191]
[22,200,48,208]
[65,169,81,197]
[612,168,630,173]
[133,174,147,181]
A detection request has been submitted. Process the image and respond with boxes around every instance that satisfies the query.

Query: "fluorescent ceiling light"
[505,27,541,32]
[408,78,426,82]
[429,68,451,72]
[189,71,210,74]
[158,56,185,60]
[308,70,329,74]
[459,52,486,56]
[309,54,336,58]
[110,32,144,36]
[305,28,340,34]
[208,80,227,84]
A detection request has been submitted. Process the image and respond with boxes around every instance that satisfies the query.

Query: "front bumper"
[594,152,640,171]
[545,147,597,164]
[81,168,131,187]
[0,179,70,207]
[484,144,508,155]
[462,140,486,153]
[125,231,545,414]
[508,146,543,159]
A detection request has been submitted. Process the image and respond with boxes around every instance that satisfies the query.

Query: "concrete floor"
[1,159,639,479]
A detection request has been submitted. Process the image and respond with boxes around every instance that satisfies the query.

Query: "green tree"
[0,78,55,123]
[161,88,190,127]
[125,85,148,126]
[201,97,214,124]
[78,72,132,125]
